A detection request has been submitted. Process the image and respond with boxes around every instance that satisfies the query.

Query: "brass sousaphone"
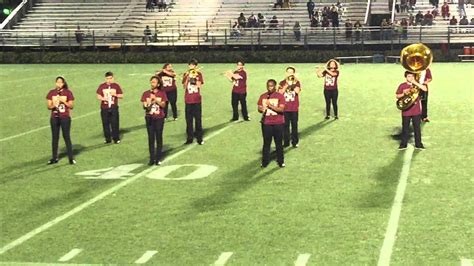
[396,43,433,110]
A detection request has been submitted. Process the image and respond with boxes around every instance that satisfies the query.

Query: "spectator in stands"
[401,0,408,12]
[470,18,474,25]
[293,22,302,41]
[380,19,390,40]
[336,1,343,9]
[311,15,320,27]
[393,19,402,39]
[401,18,409,39]
[274,0,283,9]
[441,2,450,20]
[258,13,266,29]
[307,0,315,19]
[449,15,458,32]
[146,0,154,12]
[322,16,330,29]
[283,0,291,9]
[75,26,84,44]
[409,0,416,11]
[249,13,259,28]
[354,20,362,41]
[345,19,352,39]
[157,0,167,12]
[231,21,242,39]
[423,11,434,26]
[269,16,279,30]
[330,6,339,27]
[409,14,415,25]
[143,25,153,42]
[238,13,246,28]
[459,16,469,31]
[415,11,424,25]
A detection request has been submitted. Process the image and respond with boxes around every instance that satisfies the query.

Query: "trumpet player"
[396,71,427,150]
[141,76,168,165]
[96,72,123,144]
[46,76,76,165]
[278,66,301,148]
[182,59,204,145]
[227,60,250,121]
[316,59,340,120]
[156,63,178,121]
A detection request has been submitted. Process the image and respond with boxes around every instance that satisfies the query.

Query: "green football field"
[0,63,472,265]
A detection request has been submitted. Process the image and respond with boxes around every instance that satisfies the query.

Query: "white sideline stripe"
[0,262,108,266]
[377,146,415,266]
[294,253,311,266]
[0,123,235,255]
[213,252,233,266]
[135,250,158,264]
[0,101,137,143]
[461,258,474,266]
[58,248,82,262]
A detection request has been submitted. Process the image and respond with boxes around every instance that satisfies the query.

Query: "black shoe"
[422,118,430,122]
[148,160,155,166]
[185,140,193,145]
[278,163,286,168]
[334,116,339,120]
[69,159,76,165]
[155,161,162,165]
[104,140,112,144]
[244,117,251,121]
[261,163,268,168]
[230,118,238,122]
[415,144,425,150]
[47,158,59,165]
[398,145,408,150]
[292,143,299,148]
[283,143,290,148]
[325,116,330,120]
[114,140,121,144]
[198,140,205,145]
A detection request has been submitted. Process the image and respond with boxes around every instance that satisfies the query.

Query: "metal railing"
[0,25,473,49]
[0,0,37,30]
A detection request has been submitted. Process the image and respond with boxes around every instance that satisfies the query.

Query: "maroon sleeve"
[141,91,148,102]
[396,83,405,94]
[46,90,53,100]
[278,94,286,107]
[296,81,301,88]
[242,71,247,81]
[67,90,75,101]
[96,84,103,95]
[160,91,168,102]
[181,73,187,85]
[425,69,432,80]
[257,94,263,106]
[322,70,328,76]
[116,83,123,94]
[279,80,285,88]
[199,72,204,85]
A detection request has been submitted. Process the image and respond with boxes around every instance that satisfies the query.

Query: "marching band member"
[420,67,432,122]
[46,76,76,165]
[227,61,250,121]
[396,71,427,150]
[278,66,301,148]
[96,72,123,144]
[156,63,178,121]
[258,79,286,168]
[141,76,168,165]
[316,59,340,120]
[182,59,204,145]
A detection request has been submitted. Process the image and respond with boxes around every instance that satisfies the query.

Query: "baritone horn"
[396,43,433,111]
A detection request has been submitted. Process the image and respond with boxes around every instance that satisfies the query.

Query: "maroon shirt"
[182,71,204,104]
[96,82,123,109]
[258,91,286,125]
[232,70,247,94]
[422,68,432,90]
[279,79,301,112]
[141,89,168,119]
[396,82,422,116]
[322,70,339,90]
[157,72,177,92]
[46,88,75,118]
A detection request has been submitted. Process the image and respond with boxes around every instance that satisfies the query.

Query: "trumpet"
[285,75,298,91]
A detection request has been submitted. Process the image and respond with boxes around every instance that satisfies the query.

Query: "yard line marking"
[0,122,235,255]
[377,146,415,266]
[294,253,311,266]
[461,258,474,266]
[213,252,233,266]
[135,250,158,264]
[0,100,137,143]
[58,248,82,262]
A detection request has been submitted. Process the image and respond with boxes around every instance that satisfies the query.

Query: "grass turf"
[0,63,472,265]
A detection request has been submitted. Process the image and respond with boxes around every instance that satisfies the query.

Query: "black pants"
[420,90,429,119]
[324,89,339,116]
[165,90,178,119]
[262,124,284,165]
[401,115,422,147]
[231,92,249,120]
[185,103,203,142]
[100,107,120,142]
[145,116,165,162]
[50,117,73,160]
[284,112,299,146]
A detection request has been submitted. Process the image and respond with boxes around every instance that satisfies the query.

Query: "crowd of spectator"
[146,0,169,12]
